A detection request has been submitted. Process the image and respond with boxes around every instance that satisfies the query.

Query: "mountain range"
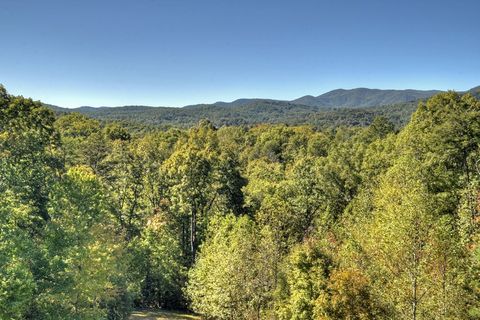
[187,88,443,109]
[48,86,480,129]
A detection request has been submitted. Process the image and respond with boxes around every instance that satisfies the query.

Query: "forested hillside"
[2,84,480,319]
[291,88,441,107]
[50,100,418,130]
[47,86,480,130]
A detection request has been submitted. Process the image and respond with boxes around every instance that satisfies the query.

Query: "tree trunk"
[412,251,418,320]
[442,256,447,319]
[411,276,418,320]
[191,209,197,262]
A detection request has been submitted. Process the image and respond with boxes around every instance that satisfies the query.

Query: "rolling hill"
[47,86,479,129]
[292,88,442,107]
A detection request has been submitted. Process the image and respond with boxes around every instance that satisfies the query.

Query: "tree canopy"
[2,85,480,319]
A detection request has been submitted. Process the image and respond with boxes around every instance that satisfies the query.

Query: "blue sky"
[1,0,479,108]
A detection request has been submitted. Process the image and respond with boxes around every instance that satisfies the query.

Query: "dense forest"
[2,83,480,319]
[49,100,419,131]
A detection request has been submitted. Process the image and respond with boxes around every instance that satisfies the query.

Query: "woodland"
[1,85,480,319]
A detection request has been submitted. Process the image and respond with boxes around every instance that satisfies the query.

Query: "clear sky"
[1,0,479,108]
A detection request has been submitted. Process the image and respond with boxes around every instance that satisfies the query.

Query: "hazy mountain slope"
[46,86,478,129]
[468,86,480,98]
[52,100,318,126]
[292,88,441,107]
[199,88,443,109]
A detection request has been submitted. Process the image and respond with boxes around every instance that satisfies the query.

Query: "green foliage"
[0,195,35,320]
[3,85,480,320]
[138,213,186,308]
[55,113,100,138]
[186,215,278,319]
[0,87,132,319]
[276,240,330,320]
[0,91,60,225]
[314,268,384,320]
[30,166,131,319]
[104,123,131,141]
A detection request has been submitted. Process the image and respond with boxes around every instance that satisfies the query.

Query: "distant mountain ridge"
[468,85,480,95]
[291,88,442,108]
[45,85,479,129]
[187,87,470,109]
[53,86,478,111]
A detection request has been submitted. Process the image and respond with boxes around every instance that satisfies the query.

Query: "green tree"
[0,194,35,320]
[314,268,384,320]
[361,157,470,319]
[32,166,130,319]
[275,239,330,320]
[187,215,277,319]
[0,88,61,226]
[162,120,220,262]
